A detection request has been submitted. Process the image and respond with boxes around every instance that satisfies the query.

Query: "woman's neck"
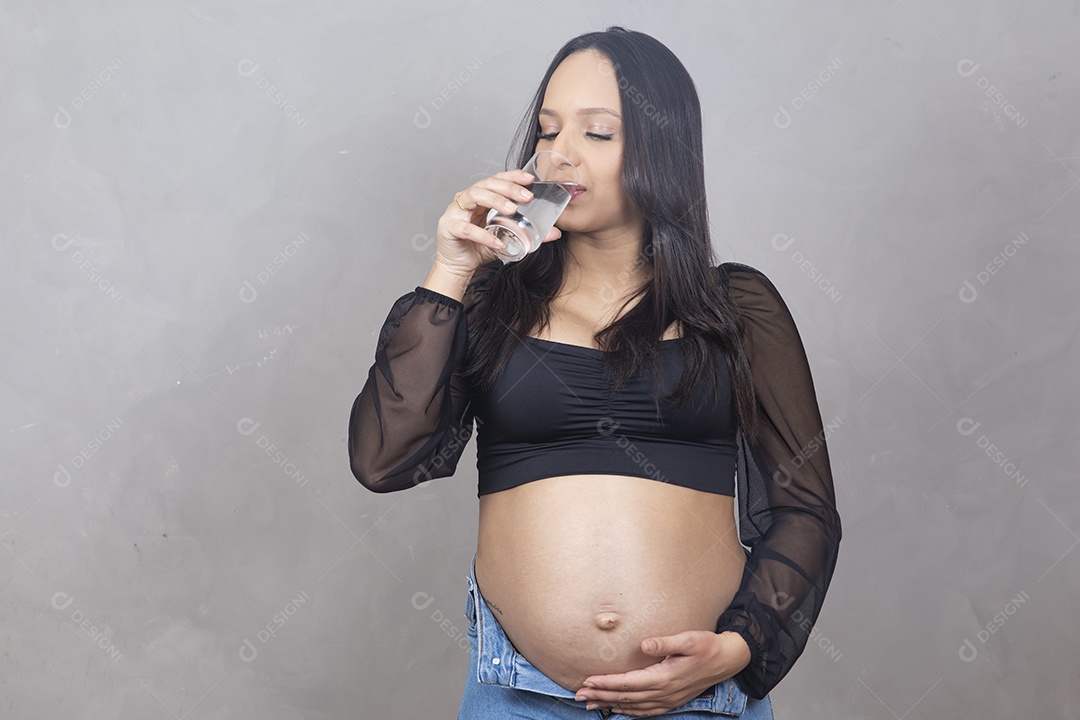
[562,229,652,296]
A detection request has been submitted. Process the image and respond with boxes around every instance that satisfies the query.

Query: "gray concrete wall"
[1,1,1076,717]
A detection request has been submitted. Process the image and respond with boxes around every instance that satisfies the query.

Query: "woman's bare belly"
[476,473,745,693]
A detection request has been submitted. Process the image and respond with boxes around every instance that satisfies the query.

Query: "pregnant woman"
[349,27,841,719]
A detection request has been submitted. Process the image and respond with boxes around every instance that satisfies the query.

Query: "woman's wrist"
[423,259,474,302]
[716,630,753,674]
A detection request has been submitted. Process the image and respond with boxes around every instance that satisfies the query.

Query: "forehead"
[540,50,622,119]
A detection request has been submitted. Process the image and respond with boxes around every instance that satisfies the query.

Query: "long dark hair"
[463,26,758,440]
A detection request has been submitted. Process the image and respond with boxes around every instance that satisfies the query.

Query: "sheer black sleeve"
[347,261,499,493]
[713,262,843,699]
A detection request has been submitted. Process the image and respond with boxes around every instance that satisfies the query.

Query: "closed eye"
[537,131,613,141]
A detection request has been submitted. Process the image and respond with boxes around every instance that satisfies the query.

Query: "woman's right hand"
[433,169,563,277]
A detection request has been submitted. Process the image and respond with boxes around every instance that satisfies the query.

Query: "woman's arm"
[713,262,843,699]
[347,260,500,492]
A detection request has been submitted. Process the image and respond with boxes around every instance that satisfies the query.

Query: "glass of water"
[485,150,580,263]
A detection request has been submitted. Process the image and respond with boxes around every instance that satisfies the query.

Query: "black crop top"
[348,259,841,700]
[475,333,737,495]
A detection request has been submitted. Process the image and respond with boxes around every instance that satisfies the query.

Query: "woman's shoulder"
[714,261,800,326]
[715,260,769,283]
[714,261,781,299]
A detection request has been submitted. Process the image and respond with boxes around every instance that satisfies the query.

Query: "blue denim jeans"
[458,553,775,719]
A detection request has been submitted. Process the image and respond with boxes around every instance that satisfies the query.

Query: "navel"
[594,611,621,631]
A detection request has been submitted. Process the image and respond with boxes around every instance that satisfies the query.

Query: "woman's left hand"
[573,630,752,717]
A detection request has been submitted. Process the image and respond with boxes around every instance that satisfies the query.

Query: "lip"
[569,185,586,200]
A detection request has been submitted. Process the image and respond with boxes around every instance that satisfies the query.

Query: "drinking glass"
[485,150,580,263]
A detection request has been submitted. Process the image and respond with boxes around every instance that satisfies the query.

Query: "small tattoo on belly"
[487,599,505,616]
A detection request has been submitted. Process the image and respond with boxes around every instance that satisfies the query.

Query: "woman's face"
[535,50,643,238]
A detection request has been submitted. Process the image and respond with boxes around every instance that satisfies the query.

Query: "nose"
[552,139,576,162]
[545,136,581,172]
[542,143,580,182]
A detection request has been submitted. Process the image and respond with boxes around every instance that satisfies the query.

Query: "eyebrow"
[538,107,621,119]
